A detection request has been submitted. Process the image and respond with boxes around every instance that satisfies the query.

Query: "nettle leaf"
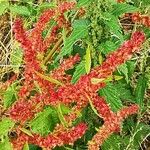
[77,0,93,7]
[38,2,56,10]
[10,48,23,73]
[56,19,89,61]
[0,118,15,136]
[118,63,129,83]
[112,3,139,16]
[126,60,136,77]
[60,104,71,115]
[0,1,9,15]
[99,83,134,111]
[99,83,123,111]
[134,75,148,107]
[30,107,59,136]
[23,142,29,150]
[85,44,91,74]
[113,83,134,101]
[101,134,121,150]
[10,5,31,16]
[57,104,68,127]
[125,123,150,150]
[28,144,40,150]
[102,12,123,41]
[3,81,18,109]
[0,137,13,150]
[98,40,119,55]
[71,61,86,84]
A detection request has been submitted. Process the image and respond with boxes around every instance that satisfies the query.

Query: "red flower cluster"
[124,13,150,28]
[131,13,150,27]
[11,123,87,150]
[88,97,139,150]
[117,0,125,2]
[9,1,146,150]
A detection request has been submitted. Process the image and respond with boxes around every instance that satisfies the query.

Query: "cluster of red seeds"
[131,13,150,27]
[6,1,146,150]
[124,13,150,28]
[12,123,87,150]
[117,0,125,3]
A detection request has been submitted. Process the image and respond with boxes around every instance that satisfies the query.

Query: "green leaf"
[85,44,91,74]
[113,83,134,101]
[118,63,129,83]
[39,2,56,10]
[71,61,86,84]
[77,0,93,7]
[10,48,23,73]
[3,82,18,109]
[101,134,121,150]
[98,40,119,55]
[0,137,13,150]
[60,104,71,115]
[112,3,139,16]
[0,1,9,15]
[102,12,123,41]
[10,5,31,16]
[85,93,100,117]
[126,60,136,77]
[19,128,33,137]
[56,19,89,61]
[23,142,29,150]
[30,107,59,136]
[0,118,14,136]
[57,104,68,127]
[99,83,123,111]
[134,75,148,107]
[28,144,40,150]
[125,123,150,150]
[35,71,63,86]
[91,75,123,84]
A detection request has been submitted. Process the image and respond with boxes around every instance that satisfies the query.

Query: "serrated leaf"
[101,134,121,150]
[98,40,118,55]
[85,44,91,74]
[28,144,40,150]
[0,137,13,150]
[0,1,9,15]
[135,75,147,107]
[118,63,129,83]
[56,19,89,61]
[39,2,56,10]
[10,5,31,16]
[125,123,150,150]
[3,82,18,109]
[126,60,136,77]
[30,107,59,136]
[113,83,134,101]
[71,61,86,84]
[112,3,139,16]
[103,12,123,41]
[99,83,123,111]
[77,0,93,7]
[0,118,14,136]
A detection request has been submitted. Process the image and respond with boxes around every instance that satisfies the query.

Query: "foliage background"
[0,0,150,150]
